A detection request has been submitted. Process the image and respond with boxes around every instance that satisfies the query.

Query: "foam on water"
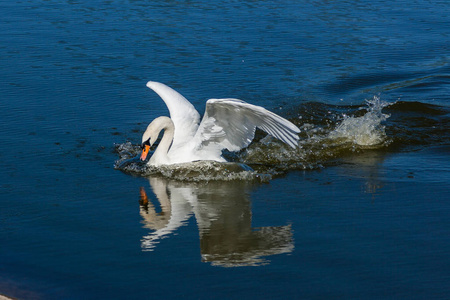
[115,97,391,180]
[114,142,271,182]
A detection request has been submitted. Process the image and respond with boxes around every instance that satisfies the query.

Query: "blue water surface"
[1,0,449,299]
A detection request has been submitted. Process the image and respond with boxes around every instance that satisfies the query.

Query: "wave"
[115,97,449,181]
[384,101,450,148]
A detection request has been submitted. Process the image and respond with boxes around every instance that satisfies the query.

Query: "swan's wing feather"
[146,81,200,146]
[195,99,300,152]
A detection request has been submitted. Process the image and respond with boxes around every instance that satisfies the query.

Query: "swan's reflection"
[139,177,293,267]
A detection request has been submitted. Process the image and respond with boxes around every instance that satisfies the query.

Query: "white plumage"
[140,81,300,166]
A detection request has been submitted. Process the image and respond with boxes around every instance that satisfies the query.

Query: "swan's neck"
[150,117,175,165]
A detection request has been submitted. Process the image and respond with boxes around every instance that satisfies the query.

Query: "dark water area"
[1,0,449,299]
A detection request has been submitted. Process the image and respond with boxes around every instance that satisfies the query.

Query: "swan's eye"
[141,140,150,149]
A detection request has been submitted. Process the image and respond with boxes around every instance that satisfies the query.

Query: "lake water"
[1,0,449,299]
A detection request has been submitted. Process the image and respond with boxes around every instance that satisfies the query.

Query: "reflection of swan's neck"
[151,117,175,165]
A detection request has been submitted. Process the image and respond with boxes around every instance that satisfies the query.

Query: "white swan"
[140,81,300,166]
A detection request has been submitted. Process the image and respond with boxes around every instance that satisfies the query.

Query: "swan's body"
[141,81,300,166]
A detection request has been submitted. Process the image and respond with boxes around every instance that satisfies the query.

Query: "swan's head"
[140,125,156,161]
[140,116,173,161]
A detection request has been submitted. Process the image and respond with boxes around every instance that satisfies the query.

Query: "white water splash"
[328,96,391,147]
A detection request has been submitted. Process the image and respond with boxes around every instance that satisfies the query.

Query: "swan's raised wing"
[146,81,200,147]
[194,99,300,152]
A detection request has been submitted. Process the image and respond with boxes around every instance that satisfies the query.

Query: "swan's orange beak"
[140,144,150,161]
